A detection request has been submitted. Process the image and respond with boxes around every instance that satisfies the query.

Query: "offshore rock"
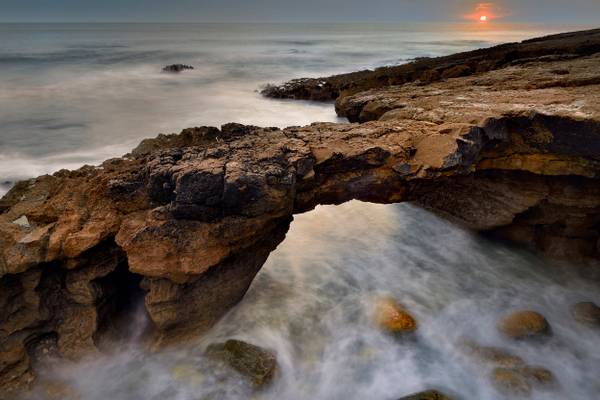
[1,29,600,393]
[162,64,194,73]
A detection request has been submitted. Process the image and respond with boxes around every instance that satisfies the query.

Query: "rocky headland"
[1,28,600,395]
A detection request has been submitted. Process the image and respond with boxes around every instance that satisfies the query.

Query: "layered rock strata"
[1,29,600,394]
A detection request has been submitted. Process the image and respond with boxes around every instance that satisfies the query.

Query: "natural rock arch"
[2,33,600,393]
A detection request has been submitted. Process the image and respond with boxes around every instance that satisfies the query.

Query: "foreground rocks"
[1,28,600,393]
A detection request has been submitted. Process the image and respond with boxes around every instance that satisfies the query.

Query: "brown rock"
[491,365,556,396]
[491,367,533,396]
[571,302,600,326]
[41,381,81,400]
[205,340,278,387]
[460,340,525,368]
[520,366,556,386]
[374,297,418,334]
[498,310,552,340]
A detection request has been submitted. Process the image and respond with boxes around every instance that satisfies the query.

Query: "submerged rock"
[40,381,81,400]
[491,367,533,396]
[460,339,556,395]
[170,363,205,385]
[460,340,525,368]
[397,390,452,400]
[374,297,417,334]
[497,310,552,341]
[491,366,556,396]
[162,64,194,73]
[571,302,600,327]
[205,340,278,387]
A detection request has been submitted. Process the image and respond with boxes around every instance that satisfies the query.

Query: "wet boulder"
[374,297,418,334]
[162,64,194,73]
[571,302,600,327]
[397,390,453,400]
[205,339,278,387]
[497,310,551,340]
[491,367,532,396]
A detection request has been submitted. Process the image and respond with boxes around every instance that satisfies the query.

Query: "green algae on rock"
[205,340,278,387]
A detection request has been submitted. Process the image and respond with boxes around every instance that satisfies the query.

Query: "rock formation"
[1,28,600,394]
[262,28,600,102]
[162,64,194,73]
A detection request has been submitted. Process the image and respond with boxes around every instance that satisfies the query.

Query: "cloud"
[463,2,512,21]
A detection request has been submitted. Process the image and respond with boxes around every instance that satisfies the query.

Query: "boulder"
[205,340,278,387]
[497,311,552,341]
[374,297,417,334]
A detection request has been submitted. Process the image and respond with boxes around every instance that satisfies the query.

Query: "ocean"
[3,23,599,400]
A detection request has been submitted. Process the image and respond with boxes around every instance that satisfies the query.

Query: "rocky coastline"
[1,28,600,395]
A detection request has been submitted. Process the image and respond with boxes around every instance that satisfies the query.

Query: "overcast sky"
[1,0,599,23]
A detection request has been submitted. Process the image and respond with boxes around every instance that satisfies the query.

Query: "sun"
[480,15,488,22]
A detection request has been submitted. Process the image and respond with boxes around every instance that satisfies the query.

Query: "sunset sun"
[464,2,511,23]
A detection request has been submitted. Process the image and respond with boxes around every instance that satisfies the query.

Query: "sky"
[1,0,599,23]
